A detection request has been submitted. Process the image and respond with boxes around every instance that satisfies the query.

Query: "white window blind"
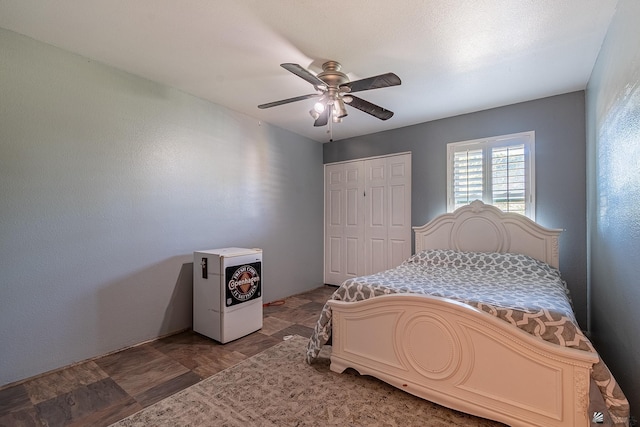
[447,132,535,219]
[453,148,483,208]
[491,145,526,214]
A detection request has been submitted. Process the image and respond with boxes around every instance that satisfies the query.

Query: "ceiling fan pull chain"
[328,110,334,142]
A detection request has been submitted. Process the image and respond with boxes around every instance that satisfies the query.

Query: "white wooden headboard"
[413,200,562,269]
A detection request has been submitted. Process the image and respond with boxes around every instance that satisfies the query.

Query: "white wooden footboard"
[328,294,598,427]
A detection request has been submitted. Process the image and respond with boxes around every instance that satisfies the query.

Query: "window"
[447,131,535,219]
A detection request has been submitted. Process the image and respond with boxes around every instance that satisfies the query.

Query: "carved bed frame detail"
[413,200,562,268]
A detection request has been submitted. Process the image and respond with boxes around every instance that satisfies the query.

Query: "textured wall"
[324,92,588,327]
[0,28,323,386]
[586,0,640,416]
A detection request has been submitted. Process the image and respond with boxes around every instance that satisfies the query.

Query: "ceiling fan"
[258,61,401,127]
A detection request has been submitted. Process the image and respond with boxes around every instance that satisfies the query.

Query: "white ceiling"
[0,0,617,142]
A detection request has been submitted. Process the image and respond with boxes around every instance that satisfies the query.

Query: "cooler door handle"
[201,257,207,279]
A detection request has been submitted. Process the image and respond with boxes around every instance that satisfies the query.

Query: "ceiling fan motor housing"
[317,61,350,90]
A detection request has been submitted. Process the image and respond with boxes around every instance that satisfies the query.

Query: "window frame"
[446,131,536,220]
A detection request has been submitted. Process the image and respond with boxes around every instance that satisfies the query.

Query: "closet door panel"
[389,238,407,269]
[368,238,386,274]
[369,186,386,226]
[387,154,412,265]
[364,158,388,275]
[345,237,360,276]
[344,162,365,279]
[328,236,342,275]
[324,162,364,285]
[324,164,344,285]
[346,187,359,225]
[328,190,341,225]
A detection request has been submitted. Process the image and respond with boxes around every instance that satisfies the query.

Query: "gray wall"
[586,0,640,416]
[324,92,588,327]
[0,28,324,387]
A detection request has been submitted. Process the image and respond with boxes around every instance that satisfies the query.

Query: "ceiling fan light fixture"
[313,101,326,113]
[309,109,320,120]
[334,98,348,118]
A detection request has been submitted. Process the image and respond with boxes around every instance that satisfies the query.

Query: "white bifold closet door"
[324,152,411,286]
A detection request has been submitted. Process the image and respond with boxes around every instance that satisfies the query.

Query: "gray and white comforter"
[306,249,629,426]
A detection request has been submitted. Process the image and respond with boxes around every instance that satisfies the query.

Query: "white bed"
[307,200,629,427]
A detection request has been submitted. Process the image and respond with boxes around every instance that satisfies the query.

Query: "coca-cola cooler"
[193,247,262,343]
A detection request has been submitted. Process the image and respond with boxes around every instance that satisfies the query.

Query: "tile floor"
[0,285,337,427]
[0,284,613,427]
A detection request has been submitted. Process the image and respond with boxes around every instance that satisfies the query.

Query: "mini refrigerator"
[193,247,262,343]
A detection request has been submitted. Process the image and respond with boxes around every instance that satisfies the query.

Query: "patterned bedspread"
[306,249,629,426]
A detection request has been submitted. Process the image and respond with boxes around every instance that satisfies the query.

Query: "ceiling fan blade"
[340,72,401,93]
[281,63,327,90]
[314,106,330,127]
[258,93,320,109]
[346,95,394,120]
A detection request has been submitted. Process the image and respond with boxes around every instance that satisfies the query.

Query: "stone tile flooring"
[0,283,613,426]
[0,285,337,427]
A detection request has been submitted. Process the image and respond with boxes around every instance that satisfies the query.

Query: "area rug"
[110,335,504,426]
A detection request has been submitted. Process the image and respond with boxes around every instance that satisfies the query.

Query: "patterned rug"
[110,335,504,427]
